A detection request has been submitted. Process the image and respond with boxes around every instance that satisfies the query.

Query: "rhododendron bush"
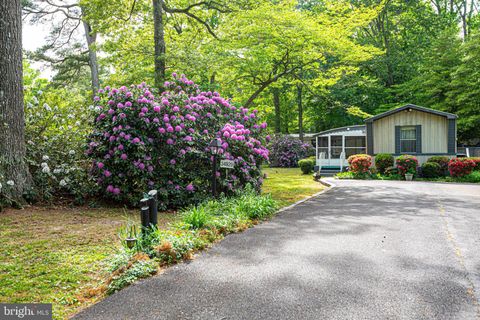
[347,154,372,174]
[86,74,269,207]
[268,135,312,168]
[448,158,475,177]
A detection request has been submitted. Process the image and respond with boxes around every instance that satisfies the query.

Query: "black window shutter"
[395,126,401,154]
[416,125,422,154]
[447,119,456,154]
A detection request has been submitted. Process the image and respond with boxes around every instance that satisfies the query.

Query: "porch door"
[329,135,343,166]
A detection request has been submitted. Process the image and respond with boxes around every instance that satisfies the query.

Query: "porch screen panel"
[345,136,366,157]
[331,136,342,159]
[318,137,328,158]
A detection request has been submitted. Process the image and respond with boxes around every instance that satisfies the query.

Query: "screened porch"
[314,125,366,170]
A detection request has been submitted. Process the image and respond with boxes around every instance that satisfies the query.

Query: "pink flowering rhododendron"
[87,74,269,207]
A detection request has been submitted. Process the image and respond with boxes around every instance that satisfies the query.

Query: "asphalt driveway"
[74,180,480,320]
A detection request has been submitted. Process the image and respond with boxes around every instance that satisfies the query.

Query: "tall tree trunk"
[0,0,32,206]
[153,0,166,89]
[83,21,99,98]
[297,84,304,141]
[273,88,281,133]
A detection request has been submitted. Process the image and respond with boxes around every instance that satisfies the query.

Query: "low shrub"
[347,154,372,174]
[375,153,394,174]
[396,155,418,176]
[468,157,480,171]
[269,135,313,168]
[427,156,450,175]
[298,157,315,174]
[421,162,442,178]
[384,166,398,176]
[448,158,476,177]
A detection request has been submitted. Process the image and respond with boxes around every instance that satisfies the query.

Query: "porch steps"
[316,166,343,177]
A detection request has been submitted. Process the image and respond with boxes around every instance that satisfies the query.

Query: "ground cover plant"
[104,186,278,295]
[87,74,269,208]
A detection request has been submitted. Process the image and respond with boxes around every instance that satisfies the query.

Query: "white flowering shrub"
[21,70,97,203]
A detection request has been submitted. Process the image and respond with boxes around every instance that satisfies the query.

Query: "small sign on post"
[220,160,235,169]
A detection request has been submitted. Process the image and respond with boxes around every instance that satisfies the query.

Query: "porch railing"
[339,151,346,172]
[317,152,326,172]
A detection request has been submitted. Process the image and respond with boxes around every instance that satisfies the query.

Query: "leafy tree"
[448,30,480,142]
[23,0,100,97]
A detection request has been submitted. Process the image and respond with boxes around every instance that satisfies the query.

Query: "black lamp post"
[209,138,222,197]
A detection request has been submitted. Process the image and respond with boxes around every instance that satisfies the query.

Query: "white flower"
[42,155,49,161]
[27,102,33,108]
[53,168,62,174]
[68,150,75,155]
[6,180,14,186]
[32,96,39,104]
[75,121,81,126]
[43,103,52,112]
[59,179,67,187]
[37,90,43,95]
[0,182,2,191]
[41,166,50,174]
[95,106,102,112]
[41,162,48,168]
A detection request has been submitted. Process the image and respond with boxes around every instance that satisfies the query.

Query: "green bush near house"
[421,162,442,178]
[298,156,315,174]
[375,153,394,174]
[427,156,450,175]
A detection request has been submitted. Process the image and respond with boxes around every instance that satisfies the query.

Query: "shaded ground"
[0,206,177,319]
[0,168,320,319]
[74,179,480,320]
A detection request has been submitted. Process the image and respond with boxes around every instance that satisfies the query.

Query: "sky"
[23,22,53,78]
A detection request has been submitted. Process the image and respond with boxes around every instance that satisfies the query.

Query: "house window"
[400,126,417,153]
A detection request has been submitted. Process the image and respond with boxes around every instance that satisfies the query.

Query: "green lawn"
[0,167,322,319]
[262,167,324,207]
[0,207,177,319]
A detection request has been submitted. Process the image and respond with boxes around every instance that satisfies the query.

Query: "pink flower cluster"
[87,74,269,207]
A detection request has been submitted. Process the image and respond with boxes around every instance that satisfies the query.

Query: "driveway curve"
[74,180,480,320]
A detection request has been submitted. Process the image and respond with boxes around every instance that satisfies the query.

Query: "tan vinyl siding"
[373,109,448,154]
